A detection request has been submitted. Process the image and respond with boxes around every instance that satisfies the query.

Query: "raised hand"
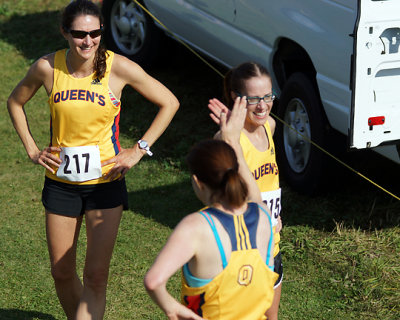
[220,96,247,143]
[208,98,231,125]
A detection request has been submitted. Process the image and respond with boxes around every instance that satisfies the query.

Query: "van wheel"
[275,73,327,194]
[102,0,162,67]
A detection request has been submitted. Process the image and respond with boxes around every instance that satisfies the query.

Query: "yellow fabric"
[46,49,121,184]
[240,122,281,256]
[181,214,278,320]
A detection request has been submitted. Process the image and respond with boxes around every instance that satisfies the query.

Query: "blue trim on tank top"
[183,263,213,287]
[257,204,275,272]
[182,211,226,288]
[199,211,228,267]
[183,204,275,287]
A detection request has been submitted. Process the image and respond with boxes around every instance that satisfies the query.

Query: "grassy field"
[1,1,399,319]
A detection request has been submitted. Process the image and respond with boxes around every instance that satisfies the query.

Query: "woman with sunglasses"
[145,97,278,320]
[208,62,283,320]
[7,0,179,319]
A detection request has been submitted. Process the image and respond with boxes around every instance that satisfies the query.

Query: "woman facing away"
[208,62,283,320]
[7,1,179,319]
[144,97,278,320]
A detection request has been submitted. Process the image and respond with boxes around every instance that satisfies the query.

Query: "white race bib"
[56,146,102,182]
[261,188,281,227]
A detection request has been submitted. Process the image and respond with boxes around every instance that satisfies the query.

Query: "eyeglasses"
[236,92,276,105]
[67,28,102,39]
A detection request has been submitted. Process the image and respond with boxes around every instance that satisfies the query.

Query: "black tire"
[101,0,163,67]
[275,72,328,194]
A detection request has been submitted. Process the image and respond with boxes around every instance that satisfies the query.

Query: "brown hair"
[223,62,270,108]
[61,0,107,79]
[187,140,248,208]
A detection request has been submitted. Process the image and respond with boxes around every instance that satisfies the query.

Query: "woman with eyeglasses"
[145,97,278,320]
[208,62,283,320]
[7,0,179,319]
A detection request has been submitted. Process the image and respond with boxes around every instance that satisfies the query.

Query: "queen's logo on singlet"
[46,49,122,185]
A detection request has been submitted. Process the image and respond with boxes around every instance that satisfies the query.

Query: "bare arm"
[144,214,205,320]
[217,97,262,203]
[103,54,179,180]
[7,55,61,172]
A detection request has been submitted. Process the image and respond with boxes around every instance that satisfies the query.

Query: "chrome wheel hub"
[110,0,147,55]
[283,98,311,173]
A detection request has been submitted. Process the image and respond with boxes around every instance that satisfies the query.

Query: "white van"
[102,0,400,193]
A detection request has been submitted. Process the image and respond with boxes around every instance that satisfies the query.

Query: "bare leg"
[76,206,123,320]
[265,282,282,320]
[46,211,84,320]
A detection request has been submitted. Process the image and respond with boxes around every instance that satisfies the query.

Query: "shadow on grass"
[0,309,56,320]
[282,147,400,231]
[0,10,65,61]
[127,153,400,233]
[127,179,202,229]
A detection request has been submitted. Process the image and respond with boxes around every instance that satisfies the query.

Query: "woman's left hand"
[101,146,144,181]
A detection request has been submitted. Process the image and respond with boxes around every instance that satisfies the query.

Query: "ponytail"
[221,168,248,208]
[94,44,108,79]
[187,140,248,208]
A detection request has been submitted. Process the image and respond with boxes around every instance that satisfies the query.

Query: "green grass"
[1,1,399,319]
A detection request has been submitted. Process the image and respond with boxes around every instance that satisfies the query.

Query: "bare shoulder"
[173,211,212,237]
[30,53,55,81]
[179,211,209,228]
[12,53,55,93]
[35,53,54,73]
[111,53,145,80]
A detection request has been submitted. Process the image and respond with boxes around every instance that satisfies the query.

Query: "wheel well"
[272,38,317,91]
[273,38,338,158]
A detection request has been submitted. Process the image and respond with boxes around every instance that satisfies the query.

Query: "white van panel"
[351,0,400,149]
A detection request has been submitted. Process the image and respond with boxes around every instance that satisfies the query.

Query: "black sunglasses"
[66,28,102,39]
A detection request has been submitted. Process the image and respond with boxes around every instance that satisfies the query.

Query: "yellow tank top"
[240,122,281,256]
[46,49,121,185]
[181,204,278,320]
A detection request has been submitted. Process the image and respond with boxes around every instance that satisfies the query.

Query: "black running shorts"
[42,177,128,217]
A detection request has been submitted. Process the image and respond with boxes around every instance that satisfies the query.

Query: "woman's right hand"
[208,98,231,125]
[32,146,62,174]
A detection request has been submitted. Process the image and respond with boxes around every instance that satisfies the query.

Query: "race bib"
[261,188,281,227]
[56,146,102,182]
